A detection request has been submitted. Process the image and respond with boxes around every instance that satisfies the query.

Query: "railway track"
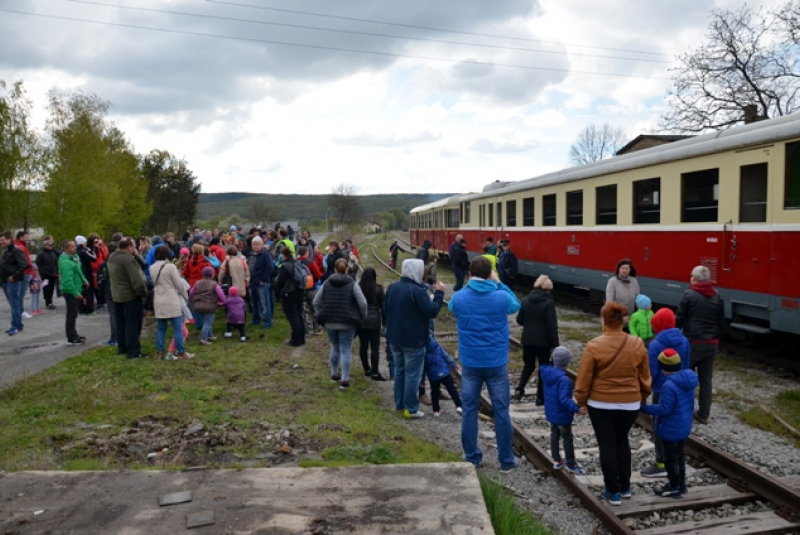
[369,243,800,534]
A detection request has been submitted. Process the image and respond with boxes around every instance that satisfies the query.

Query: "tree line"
[0,81,200,244]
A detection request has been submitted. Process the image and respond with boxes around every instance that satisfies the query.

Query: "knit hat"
[635,294,651,310]
[75,235,87,246]
[552,346,572,368]
[152,235,163,246]
[650,308,675,333]
[202,266,214,278]
[179,247,190,257]
[230,225,237,231]
[658,348,681,372]
[228,286,239,297]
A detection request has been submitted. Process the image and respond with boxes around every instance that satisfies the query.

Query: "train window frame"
[497,202,502,228]
[566,190,583,226]
[479,204,485,227]
[506,200,517,227]
[446,208,460,228]
[543,194,557,227]
[465,202,471,223]
[523,197,534,226]
[785,141,800,209]
[633,177,661,224]
[596,184,617,225]
[488,203,494,227]
[682,168,719,223]
[740,162,768,223]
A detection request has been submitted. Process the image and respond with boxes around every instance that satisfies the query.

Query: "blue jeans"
[19,274,30,311]
[249,283,272,327]
[156,316,185,353]
[200,312,216,341]
[327,328,356,381]
[461,363,515,468]
[3,280,25,331]
[391,344,426,414]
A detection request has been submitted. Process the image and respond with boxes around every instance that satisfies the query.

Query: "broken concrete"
[0,463,493,534]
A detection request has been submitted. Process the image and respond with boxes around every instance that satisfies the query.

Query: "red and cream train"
[410,113,800,337]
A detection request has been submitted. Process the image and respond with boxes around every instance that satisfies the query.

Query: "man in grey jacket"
[107,237,148,359]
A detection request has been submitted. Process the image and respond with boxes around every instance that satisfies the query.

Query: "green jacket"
[58,252,87,297]
[629,308,655,341]
[107,250,147,303]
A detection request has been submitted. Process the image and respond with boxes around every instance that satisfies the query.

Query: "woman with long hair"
[358,267,387,380]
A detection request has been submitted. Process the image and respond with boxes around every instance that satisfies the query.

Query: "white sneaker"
[240,336,246,342]
[22,312,33,319]
[224,332,232,338]
[433,411,440,417]
[456,407,463,415]
[165,353,178,361]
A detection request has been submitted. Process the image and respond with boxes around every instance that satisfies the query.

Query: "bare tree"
[661,5,800,133]
[328,183,364,227]
[249,199,277,227]
[568,124,627,165]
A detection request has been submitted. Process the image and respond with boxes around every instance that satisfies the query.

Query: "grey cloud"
[255,163,284,174]
[335,130,440,147]
[469,138,535,154]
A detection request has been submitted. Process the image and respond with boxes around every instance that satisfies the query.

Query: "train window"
[465,202,471,223]
[497,202,502,227]
[740,163,768,223]
[523,197,534,226]
[566,190,583,225]
[488,203,494,227]
[596,185,617,225]
[479,204,485,227]
[682,168,719,223]
[786,141,800,209]
[447,209,460,228]
[633,178,661,224]
[543,194,556,226]
[506,200,517,226]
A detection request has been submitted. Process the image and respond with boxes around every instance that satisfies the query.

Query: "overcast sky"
[0,0,782,195]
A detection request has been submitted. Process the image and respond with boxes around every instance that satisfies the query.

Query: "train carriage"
[410,113,800,337]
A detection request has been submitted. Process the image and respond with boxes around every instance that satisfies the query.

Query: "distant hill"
[198,192,458,221]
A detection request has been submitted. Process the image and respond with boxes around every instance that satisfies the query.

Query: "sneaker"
[7,328,19,336]
[339,381,350,391]
[224,332,232,338]
[641,463,667,478]
[403,409,425,419]
[22,312,33,319]
[433,411,440,417]
[154,352,165,361]
[601,490,621,506]
[68,337,83,345]
[32,310,43,315]
[456,407,462,415]
[658,483,682,498]
[165,353,178,361]
[331,374,341,382]
[105,338,117,346]
[176,351,195,361]
[47,304,57,310]
[200,340,213,345]
[371,373,387,381]
[208,336,217,341]
[693,411,709,425]
[566,462,584,475]
[680,484,688,495]
[514,388,524,401]
[419,394,432,406]
[240,336,246,342]
[499,458,520,474]
[620,489,632,499]
[553,459,565,470]
[128,353,148,360]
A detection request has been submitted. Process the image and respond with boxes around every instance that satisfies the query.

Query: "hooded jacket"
[416,240,432,263]
[385,259,444,348]
[648,328,690,393]
[516,289,559,348]
[541,366,580,425]
[424,338,458,382]
[641,369,698,442]
[451,241,469,270]
[675,282,726,342]
[57,251,86,297]
[629,308,655,341]
[448,277,521,369]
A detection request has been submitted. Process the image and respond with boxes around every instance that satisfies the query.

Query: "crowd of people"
[2,226,726,502]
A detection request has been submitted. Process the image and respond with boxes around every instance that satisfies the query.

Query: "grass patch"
[480,475,553,535]
[738,390,800,447]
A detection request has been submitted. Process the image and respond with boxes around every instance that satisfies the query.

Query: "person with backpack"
[275,246,309,347]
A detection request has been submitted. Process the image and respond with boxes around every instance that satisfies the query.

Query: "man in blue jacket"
[385,259,446,419]
[449,256,521,472]
[247,237,275,329]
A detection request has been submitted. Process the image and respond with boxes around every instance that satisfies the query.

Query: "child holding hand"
[542,346,584,474]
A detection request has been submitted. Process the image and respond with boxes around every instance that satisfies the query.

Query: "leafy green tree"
[38,91,151,243]
[0,80,40,231]
[142,150,200,235]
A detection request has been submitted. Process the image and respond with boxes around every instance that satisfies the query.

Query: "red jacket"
[313,252,324,278]
[15,240,34,276]
[210,244,227,264]
[183,254,214,288]
[298,254,323,281]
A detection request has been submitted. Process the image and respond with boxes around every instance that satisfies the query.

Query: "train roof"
[409,195,463,213]
[459,111,800,202]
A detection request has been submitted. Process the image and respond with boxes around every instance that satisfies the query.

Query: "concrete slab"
[0,463,494,534]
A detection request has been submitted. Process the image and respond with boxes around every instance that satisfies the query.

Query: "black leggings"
[588,407,638,494]
[227,323,245,337]
[358,328,380,374]
[517,345,551,404]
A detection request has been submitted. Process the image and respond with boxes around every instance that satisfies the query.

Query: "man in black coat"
[0,231,30,335]
[675,265,725,424]
[497,240,518,287]
[35,236,60,309]
[451,236,469,291]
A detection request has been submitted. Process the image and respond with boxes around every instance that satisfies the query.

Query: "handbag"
[144,263,167,312]
[220,259,233,294]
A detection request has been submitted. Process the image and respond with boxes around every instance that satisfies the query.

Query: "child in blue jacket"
[641,349,698,498]
[424,335,462,417]
[541,346,583,474]
[641,308,691,479]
